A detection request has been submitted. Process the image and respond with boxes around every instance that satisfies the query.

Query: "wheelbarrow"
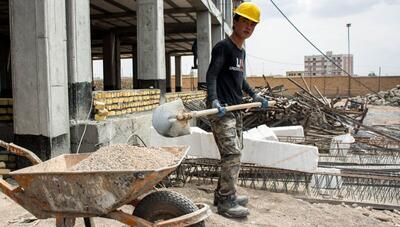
[0,140,210,227]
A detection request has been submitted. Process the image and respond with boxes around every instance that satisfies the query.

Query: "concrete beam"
[137,0,166,93]
[66,0,93,121]
[196,11,212,88]
[90,8,196,20]
[10,0,70,161]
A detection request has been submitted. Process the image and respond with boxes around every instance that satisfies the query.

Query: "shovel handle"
[184,101,276,119]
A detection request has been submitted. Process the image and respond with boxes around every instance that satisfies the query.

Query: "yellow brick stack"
[0,152,16,178]
[93,89,161,121]
[0,98,13,122]
[165,91,206,103]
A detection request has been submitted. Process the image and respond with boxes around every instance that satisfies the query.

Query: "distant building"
[286,71,304,77]
[304,51,353,76]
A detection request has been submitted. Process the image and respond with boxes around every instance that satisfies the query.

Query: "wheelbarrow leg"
[83,217,96,227]
[56,217,76,227]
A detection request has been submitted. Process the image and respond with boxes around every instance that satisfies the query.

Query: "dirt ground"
[1,183,399,227]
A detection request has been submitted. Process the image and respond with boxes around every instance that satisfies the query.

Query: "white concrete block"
[271,125,305,138]
[150,127,319,172]
[311,168,343,189]
[150,127,220,159]
[254,125,278,141]
[329,133,355,156]
[241,139,318,172]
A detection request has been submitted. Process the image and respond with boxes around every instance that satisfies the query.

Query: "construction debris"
[351,85,400,106]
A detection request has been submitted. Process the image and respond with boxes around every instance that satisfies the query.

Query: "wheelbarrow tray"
[7,145,189,219]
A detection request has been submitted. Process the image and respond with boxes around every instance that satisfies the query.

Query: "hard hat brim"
[234,12,260,23]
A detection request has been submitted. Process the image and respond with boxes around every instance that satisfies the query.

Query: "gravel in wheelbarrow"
[71,144,180,171]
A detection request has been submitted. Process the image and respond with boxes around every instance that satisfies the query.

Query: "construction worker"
[206,2,268,219]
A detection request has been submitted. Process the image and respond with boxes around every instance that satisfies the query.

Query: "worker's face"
[233,16,257,39]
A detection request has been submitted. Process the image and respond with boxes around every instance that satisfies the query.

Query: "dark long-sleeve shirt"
[206,38,255,105]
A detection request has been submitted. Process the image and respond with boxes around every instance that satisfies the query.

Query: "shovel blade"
[152,99,191,137]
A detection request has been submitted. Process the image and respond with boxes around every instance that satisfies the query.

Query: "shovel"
[152,99,276,138]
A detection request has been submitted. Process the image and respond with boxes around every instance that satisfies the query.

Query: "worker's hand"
[252,94,269,109]
[212,99,226,117]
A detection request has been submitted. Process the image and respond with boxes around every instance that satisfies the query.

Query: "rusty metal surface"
[105,210,153,227]
[105,203,211,227]
[155,203,211,227]
[1,146,189,219]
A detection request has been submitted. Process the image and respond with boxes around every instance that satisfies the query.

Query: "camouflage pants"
[209,111,243,196]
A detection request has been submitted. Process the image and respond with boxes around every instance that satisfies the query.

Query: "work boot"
[214,193,249,207]
[217,195,250,219]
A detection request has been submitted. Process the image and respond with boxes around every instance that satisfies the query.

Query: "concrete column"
[103,32,121,90]
[165,54,171,92]
[175,56,182,92]
[132,45,138,89]
[137,0,166,93]
[0,35,12,97]
[66,0,93,121]
[215,0,226,41]
[226,0,233,27]
[196,11,212,89]
[212,24,224,47]
[10,0,70,161]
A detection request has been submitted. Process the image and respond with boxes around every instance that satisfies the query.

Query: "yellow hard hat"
[234,2,261,23]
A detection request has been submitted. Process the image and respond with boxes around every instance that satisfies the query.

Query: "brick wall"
[171,75,400,97]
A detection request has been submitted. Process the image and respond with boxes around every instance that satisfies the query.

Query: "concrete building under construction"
[0,0,242,163]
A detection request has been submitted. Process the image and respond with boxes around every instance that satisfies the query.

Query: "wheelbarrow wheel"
[133,190,205,227]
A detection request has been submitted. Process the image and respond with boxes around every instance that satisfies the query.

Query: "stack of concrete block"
[165,91,206,103]
[93,89,160,120]
[0,150,16,178]
[0,98,13,122]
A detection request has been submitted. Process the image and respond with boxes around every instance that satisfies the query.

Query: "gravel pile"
[352,85,400,106]
[71,144,178,171]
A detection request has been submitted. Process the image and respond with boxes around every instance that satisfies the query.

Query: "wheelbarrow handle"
[0,139,42,165]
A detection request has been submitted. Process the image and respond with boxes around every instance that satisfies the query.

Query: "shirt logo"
[229,58,244,72]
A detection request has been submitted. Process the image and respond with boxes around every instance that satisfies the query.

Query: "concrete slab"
[244,125,278,141]
[271,125,305,138]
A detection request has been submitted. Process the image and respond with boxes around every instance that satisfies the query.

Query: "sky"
[93,0,400,78]
[246,0,400,76]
